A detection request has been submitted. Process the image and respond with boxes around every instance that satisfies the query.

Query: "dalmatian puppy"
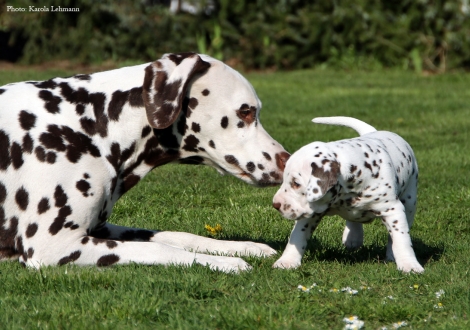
[0,53,290,273]
[272,116,423,273]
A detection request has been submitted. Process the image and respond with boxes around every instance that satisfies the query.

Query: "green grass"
[1,67,470,329]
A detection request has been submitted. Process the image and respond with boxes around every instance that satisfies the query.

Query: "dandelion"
[205,223,222,236]
[434,302,444,309]
[392,321,407,328]
[343,316,364,330]
[330,288,340,293]
[341,287,359,295]
[409,284,419,290]
[435,289,445,299]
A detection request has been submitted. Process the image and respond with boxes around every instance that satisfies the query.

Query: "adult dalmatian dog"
[0,52,290,273]
[272,116,424,273]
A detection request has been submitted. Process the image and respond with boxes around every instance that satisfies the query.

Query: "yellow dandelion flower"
[205,223,223,236]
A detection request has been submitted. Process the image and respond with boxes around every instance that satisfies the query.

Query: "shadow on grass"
[304,238,443,267]
[222,234,444,268]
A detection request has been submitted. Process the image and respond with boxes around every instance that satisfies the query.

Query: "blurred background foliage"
[1,0,469,72]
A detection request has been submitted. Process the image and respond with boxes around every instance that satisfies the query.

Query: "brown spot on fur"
[311,161,340,195]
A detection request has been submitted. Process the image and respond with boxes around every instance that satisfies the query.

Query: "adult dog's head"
[142,53,289,186]
[272,142,340,219]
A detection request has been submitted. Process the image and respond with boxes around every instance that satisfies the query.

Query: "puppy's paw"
[273,258,301,269]
[342,237,363,250]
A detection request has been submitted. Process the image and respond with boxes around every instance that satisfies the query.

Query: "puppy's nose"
[275,152,290,171]
[272,202,281,210]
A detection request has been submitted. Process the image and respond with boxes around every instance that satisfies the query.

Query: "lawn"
[0,66,469,329]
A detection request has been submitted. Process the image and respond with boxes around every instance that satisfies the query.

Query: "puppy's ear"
[142,53,211,129]
[306,160,340,202]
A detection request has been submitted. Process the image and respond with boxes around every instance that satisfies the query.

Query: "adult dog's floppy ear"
[306,160,340,202]
[142,53,211,129]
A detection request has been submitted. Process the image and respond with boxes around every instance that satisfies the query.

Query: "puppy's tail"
[312,116,377,136]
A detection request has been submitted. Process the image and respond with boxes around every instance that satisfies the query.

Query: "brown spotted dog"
[0,53,289,273]
[272,117,423,273]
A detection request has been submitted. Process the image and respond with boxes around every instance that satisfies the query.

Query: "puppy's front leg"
[273,216,322,269]
[342,221,364,250]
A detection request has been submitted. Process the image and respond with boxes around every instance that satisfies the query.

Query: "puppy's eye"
[291,179,301,189]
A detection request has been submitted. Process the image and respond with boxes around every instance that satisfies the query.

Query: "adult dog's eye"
[240,110,251,118]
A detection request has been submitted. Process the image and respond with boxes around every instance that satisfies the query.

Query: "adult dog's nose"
[272,202,281,210]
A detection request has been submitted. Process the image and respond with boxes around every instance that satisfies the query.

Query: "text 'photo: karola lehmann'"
[6,5,80,12]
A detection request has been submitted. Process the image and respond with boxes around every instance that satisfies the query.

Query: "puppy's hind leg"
[386,173,418,262]
[381,202,423,273]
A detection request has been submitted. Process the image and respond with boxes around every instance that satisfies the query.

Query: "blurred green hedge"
[1,0,469,71]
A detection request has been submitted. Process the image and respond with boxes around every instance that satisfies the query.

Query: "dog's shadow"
[225,235,443,268]
[302,237,443,267]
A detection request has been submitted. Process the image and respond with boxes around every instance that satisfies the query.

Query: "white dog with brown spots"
[272,116,423,273]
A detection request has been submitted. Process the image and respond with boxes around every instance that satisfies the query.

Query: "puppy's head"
[272,143,340,220]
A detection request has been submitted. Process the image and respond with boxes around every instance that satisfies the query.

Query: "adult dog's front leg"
[26,234,251,273]
[91,223,276,257]
[273,216,322,269]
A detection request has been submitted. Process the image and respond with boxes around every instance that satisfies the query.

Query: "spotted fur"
[0,53,289,273]
[272,116,423,274]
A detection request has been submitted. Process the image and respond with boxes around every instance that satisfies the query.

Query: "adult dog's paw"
[224,241,277,258]
[197,255,252,273]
